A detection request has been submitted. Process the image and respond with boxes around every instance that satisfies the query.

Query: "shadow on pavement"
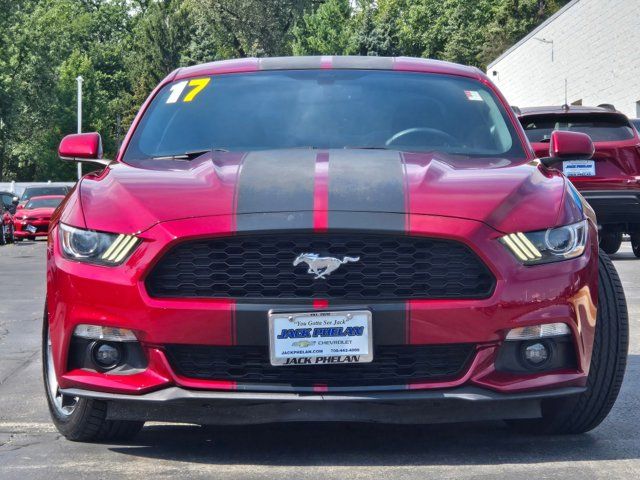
[109,354,640,466]
[609,251,638,261]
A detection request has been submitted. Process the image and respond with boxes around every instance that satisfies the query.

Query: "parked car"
[44,56,627,443]
[19,185,70,206]
[14,195,65,241]
[1,191,18,245]
[518,105,640,257]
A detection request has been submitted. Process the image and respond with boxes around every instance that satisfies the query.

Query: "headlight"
[500,220,588,265]
[59,223,139,265]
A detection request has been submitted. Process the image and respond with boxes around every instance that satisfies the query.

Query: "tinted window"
[21,187,68,201]
[631,119,640,131]
[124,71,525,161]
[25,197,63,209]
[1,194,13,208]
[521,113,635,142]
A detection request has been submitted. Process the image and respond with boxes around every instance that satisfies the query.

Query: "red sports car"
[14,195,65,240]
[45,56,627,443]
[519,106,640,257]
[1,191,18,245]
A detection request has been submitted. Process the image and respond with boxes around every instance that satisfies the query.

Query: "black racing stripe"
[328,149,408,344]
[236,212,314,233]
[327,212,407,232]
[328,149,406,225]
[259,56,395,71]
[331,56,394,70]
[235,302,404,346]
[235,150,316,231]
[234,150,317,345]
[235,302,314,346]
[259,56,324,70]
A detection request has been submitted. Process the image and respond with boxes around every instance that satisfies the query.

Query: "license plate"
[268,309,373,366]
[563,160,595,177]
[25,225,37,233]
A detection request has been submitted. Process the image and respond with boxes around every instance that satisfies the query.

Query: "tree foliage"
[0,0,568,181]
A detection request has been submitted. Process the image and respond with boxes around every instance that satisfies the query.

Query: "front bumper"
[47,212,599,402]
[61,385,586,424]
[14,218,50,237]
[581,190,640,229]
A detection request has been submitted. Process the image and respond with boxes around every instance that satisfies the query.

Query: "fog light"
[522,342,549,367]
[92,342,122,370]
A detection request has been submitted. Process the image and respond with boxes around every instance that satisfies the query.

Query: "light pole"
[76,75,83,180]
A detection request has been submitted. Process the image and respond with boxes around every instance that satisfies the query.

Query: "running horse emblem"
[293,253,360,279]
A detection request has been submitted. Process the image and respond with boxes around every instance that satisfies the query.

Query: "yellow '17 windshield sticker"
[166,78,210,104]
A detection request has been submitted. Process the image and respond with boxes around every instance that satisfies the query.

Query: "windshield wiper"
[151,148,228,161]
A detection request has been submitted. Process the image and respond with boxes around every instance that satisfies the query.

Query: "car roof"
[518,105,624,116]
[173,56,486,82]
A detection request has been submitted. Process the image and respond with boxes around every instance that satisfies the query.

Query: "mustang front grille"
[145,233,495,300]
[164,344,476,387]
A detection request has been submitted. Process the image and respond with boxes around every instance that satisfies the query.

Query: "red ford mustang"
[14,195,65,240]
[45,56,628,443]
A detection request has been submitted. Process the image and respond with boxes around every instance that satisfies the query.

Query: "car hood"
[76,149,580,234]
[20,207,54,218]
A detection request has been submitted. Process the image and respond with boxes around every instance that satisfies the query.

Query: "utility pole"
[76,75,83,181]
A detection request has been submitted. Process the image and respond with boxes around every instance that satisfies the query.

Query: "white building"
[487,0,640,119]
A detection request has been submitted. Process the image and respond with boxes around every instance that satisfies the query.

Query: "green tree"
[0,0,571,182]
[2,0,134,180]
[189,0,321,61]
[292,0,353,55]
[126,0,192,116]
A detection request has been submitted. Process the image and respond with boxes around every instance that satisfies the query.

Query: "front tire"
[43,307,144,442]
[508,250,628,434]
[599,230,622,255]
[631,234,640,258]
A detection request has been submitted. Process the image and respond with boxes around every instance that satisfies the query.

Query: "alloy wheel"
[46,330,78,416]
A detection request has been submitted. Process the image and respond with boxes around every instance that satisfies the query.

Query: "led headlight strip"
[100,234,139,263]
[500,220,587,265]
[60,223,141,265]
[501,232,542,262]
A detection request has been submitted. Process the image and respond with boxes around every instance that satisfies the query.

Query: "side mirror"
[539,130,595,167]
[58,132,111,166]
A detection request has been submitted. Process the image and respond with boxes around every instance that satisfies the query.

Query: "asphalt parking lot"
[0,240,638,479]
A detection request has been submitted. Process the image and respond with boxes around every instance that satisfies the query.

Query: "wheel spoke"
[46,329,78,416]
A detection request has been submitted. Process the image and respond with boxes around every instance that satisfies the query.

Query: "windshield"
[521,114,635,142]
[26,197,63,209]
[123,70,524,161]
[21,187,68,201]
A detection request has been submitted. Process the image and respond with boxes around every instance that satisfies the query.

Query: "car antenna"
[561,79,569,112]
